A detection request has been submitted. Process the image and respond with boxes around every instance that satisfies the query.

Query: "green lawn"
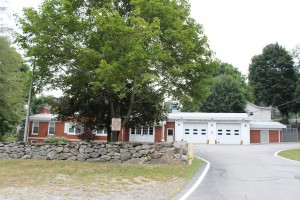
[278,149,300,162]
[0,159,203,188]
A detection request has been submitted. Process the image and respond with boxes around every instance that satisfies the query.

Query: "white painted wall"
[174,121,184,141]
[246,103,271,121]
[208,122,216,144]
[241,122,250,144]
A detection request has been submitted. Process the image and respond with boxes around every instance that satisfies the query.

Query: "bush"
[44,136,68,144]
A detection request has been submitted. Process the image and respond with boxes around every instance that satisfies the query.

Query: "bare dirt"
[0,178,185,200]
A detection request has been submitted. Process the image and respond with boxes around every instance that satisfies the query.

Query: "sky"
[4,0,300,76]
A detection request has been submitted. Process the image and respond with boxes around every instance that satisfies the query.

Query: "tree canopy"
[200,63,249,113]
[0,36,27,137]
[248,43,297,117]
[17,0,215,141]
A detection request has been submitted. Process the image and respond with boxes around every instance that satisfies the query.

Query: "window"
[136,128,142,135]
[67,123,82,134]
[226,130,231,135]
[131,128,135,134]
[185,129,190,134]
[143,127,149,135]
[167,128,174,136]
[249,112,253,116]
[48,122,55,135]
[193,129,198,135]
[32,121,39,135]
[130,127,154,135]
[201,129,206,135]
[234,130,240,135]
[149,127,154,135]
[218,129,222,135]
[96,129,107,135]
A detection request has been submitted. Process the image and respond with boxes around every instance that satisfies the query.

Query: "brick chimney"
[39,106,51,114]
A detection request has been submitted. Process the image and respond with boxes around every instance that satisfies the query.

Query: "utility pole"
[23,60,35,142]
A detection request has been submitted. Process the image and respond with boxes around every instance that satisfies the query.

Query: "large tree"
[200,63,249,113]
[0,37,27,137]
[17,0,215,141]
[248,43,297,118]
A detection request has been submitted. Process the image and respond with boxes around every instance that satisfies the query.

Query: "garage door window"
[218,129,222,135]
[226,130,231,135]
[234,130,239,135]
[201,129,206,135]
[185,129,189,134]
[193,129,198,134]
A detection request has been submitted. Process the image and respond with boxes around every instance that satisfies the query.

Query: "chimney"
[172,102,179,113]
[39,106,51,114]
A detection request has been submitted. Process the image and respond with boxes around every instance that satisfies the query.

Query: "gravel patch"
[0,178,185,200]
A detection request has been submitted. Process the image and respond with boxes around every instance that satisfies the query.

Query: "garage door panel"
[217,123,241,144]
[183,123,208,143]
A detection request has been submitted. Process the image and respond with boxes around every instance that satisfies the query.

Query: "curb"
[274,149,300,164]
[172,156,210,200]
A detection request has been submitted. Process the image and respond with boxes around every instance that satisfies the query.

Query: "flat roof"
[168,112,250,121]
[250,121,286,129]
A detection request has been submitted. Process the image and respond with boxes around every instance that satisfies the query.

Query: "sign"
[111,118,121,131]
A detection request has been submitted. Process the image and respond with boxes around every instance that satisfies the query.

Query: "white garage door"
[183,123,208,143]
[216,123,241,144]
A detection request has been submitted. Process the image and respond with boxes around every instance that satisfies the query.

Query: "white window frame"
[65,122,82,135]
[32,121,39,135]
[95,129,107,136]
[130,127,154,135]
[48,122,55,135]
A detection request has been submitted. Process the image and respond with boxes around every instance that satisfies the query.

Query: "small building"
[27,103,285,144]
[27,106,107,143]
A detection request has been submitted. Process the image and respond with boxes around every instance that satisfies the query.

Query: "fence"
[282,126,299,142]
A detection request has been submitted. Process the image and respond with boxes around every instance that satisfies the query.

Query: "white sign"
[111,118,121,131]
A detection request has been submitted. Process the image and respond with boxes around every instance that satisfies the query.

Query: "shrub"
[44,136,68,144]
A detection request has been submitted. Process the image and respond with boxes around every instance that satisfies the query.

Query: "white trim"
[31,121,39,135]
[179,156,210,200]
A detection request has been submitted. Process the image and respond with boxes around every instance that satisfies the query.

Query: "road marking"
[179,156,210,200]
[274,149,300,164]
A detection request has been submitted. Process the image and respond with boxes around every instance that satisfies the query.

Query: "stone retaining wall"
[0,142,188,164]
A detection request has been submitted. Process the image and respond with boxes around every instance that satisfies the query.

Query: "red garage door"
[250,130,260,143]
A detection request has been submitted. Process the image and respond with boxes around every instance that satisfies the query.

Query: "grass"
[0,159,203,188]
[278,149,300,162]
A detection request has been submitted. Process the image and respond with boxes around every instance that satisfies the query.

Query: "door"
[260,130,269,143]
[216,123,241,144]
[183,123,208,143]
[167,128,174,142]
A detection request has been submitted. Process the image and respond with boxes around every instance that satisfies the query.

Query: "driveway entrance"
[182,143,300,200]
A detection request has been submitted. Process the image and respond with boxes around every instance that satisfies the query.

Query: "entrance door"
[260,130,269,143]
[167,128,174,142]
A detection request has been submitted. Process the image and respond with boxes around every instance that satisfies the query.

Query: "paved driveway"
[186,143,300,200]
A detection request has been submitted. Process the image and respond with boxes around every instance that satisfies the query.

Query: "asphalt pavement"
[174,143,300,200]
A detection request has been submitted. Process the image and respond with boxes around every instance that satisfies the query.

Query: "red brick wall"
[155,126,162,142]
[250,130,261,143]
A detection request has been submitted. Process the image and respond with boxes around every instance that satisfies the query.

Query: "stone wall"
[0,141,188,164]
